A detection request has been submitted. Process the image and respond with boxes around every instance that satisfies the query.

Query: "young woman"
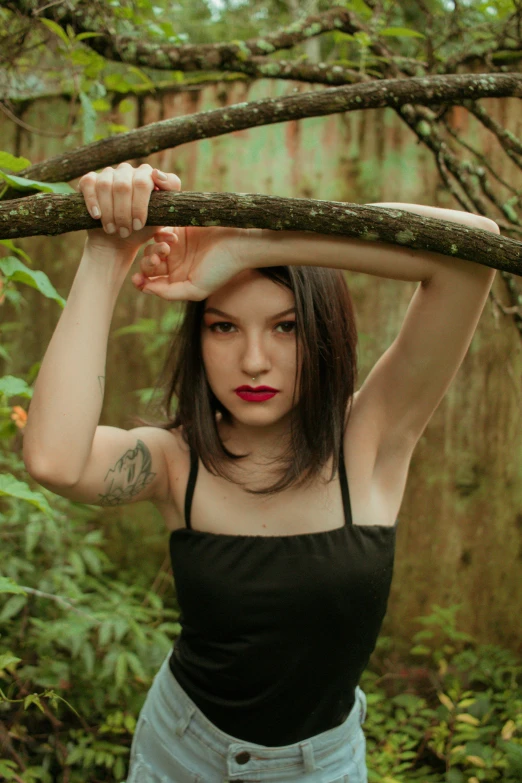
[23,163,499,783]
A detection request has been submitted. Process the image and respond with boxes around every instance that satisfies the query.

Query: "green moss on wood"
[396,230,416,244]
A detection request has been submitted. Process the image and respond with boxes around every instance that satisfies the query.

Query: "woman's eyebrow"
[203,307,296,320]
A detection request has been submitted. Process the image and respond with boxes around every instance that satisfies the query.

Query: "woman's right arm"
[22,163,180,506]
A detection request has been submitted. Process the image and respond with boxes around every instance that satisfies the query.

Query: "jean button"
[235,751,251,764]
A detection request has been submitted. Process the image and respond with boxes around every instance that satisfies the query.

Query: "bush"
[0,446,180,783]
[361,604,522,782]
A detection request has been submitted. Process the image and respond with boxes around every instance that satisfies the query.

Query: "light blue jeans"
[126,652,368,783]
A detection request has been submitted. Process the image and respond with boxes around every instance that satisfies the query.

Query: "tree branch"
[1,1,365,72]
[4,73,521,191]
[1,191,519,276]
[463,98,522,166]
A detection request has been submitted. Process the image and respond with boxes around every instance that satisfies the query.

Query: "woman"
[23,163,499,783]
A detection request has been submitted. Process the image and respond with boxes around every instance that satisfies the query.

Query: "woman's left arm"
[246,204,499,455]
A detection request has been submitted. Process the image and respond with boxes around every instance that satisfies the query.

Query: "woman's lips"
[235,390,279,402]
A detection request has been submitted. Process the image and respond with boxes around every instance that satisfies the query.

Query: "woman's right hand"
[131,224,253,302]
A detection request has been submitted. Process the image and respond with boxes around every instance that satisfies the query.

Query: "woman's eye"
[208,321,296,334]
[276,321,297,333]
[210,322,234,333]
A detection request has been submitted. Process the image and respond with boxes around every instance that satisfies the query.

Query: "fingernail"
[133,218,143,231]
[119,227,130,238]
[156,170,168,181]
[106,223,116,234]
[91,205,100,218]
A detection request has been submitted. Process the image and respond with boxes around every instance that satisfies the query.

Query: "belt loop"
[174,705,196,737]
[300,741,316,773]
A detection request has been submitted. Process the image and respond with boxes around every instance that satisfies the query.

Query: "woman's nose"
[241,335,271,376]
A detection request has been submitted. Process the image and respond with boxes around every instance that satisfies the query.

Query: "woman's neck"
[218,415,292,462]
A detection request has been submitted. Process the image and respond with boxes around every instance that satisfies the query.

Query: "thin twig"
[464,99,522,167]
[0,100,76,138]
[441,115,520,197]
[20,585,99,622]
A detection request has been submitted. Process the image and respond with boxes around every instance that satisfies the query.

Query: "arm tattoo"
[97,439,157,506]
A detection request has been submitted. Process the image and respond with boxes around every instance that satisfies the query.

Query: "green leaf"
[68,551,86,579]
[115,652,128,688]
[0,594,28,621]
[91,98,111,112]
[40,18,71,48]
[410,644,431,655]
[104,73,134,93]
[0,239,31,263]
[99,620,113,647]
[0,576,28,595]
[380,27,425,38]
[0,257,66,307]
[113,616,129,642]
[81,641,96,676]
[76,32,104,41]
[25,518,43,556]
[112,318,157,337]
[0,374,32,399]
[108,123,129,134]
[0,151,31,172]
[0,474,54,517]
[0,653,22,670]
[118,99,134,114]
[126,651,147,680]
[0,172,75,194]
[79,91,97,145]
[24,692,45,712]
[82,547,103,576]
[128,65,156,89]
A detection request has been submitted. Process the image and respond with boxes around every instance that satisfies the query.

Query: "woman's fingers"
[130,163,159,232]
[79,165,181,239]
[151,169,181,193]
[112,163,135,237]
[78,171,101,219]
[131,242,170,288]
[96,167,117,233]
[153,228,178,243]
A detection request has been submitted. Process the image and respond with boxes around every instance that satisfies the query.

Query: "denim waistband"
[143,651,367,777]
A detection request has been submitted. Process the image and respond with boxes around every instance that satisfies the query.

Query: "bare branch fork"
[2,191,520,276]
[6,73,522,189]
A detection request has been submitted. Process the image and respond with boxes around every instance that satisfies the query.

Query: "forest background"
[0,0,521,781]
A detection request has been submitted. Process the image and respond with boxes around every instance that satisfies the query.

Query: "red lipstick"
[235,385,279,402]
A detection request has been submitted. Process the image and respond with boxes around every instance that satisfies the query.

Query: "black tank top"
[168,442,397,746]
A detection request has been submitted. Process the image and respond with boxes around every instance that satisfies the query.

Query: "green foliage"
[0,172,75,195]
[0,257,66,308]
[361,606,522,781]
[0,0,517,152]
[0,448,180,782]
[0,152,31,172]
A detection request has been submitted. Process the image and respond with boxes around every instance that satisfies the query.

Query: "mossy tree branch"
[1,191,520,277]
[4,73,521,192]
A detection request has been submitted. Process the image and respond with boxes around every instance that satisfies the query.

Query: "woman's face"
[201,269,300,429]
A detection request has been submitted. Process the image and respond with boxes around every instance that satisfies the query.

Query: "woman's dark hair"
[133,266,357,496]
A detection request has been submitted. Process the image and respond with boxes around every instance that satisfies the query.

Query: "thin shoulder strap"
[184,445,199,530]
[338,441,353,527]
